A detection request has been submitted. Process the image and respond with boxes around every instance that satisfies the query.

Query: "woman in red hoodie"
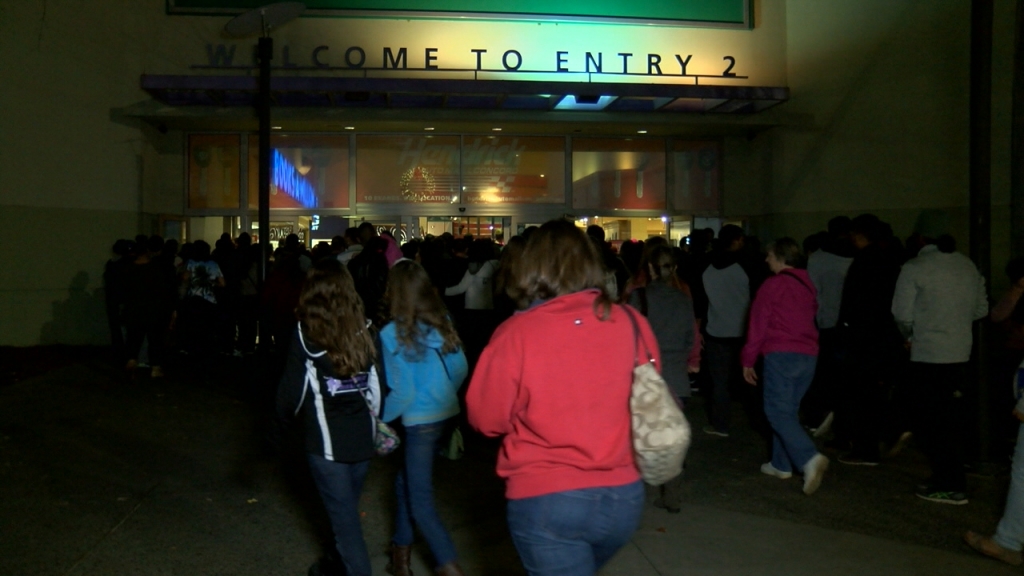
[742,237,830,496]
[466,220,660,576]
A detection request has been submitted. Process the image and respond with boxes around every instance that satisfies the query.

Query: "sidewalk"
[0,359,1015,575]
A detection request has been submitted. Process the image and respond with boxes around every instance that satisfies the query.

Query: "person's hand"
[687,364,701,374]
[1013,408,1024,423]
[743,366,758,386]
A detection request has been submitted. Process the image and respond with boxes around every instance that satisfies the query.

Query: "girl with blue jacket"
[381,260,469,576]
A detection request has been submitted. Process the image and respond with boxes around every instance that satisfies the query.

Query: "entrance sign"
[169,0,752,28]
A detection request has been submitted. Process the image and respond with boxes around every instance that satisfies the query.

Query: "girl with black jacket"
[274,262,382,576]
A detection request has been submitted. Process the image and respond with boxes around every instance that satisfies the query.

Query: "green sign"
[167,0,751,28]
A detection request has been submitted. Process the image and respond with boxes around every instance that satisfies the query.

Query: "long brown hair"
[385,260,461,356]
[510,219,611,318]
[495,235,526,299]
[296,263,375,376]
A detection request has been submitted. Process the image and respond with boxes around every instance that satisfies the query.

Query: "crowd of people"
[101,210,1024,573]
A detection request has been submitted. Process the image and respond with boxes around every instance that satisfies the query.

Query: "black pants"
[236,294,259,354]
[836,333,899,461]
[802,328,843,426]
[909,362,968,492]
[126,315,167,368]
[705,336,743,433]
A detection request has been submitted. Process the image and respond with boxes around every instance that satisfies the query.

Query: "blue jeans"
[996,422,1024,551]
[307,455,372,576]
[507,481,644,576]
[393,421,458,567]
[763,353,819,473]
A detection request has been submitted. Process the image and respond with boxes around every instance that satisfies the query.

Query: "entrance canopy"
[140,75,787,115]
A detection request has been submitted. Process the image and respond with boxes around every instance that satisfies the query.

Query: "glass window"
[462,136,565,204]
[188,134,240,209]
[572,138,666,211]
[671,141,722,214]
[356,135,460,204]
[247,135,349,209]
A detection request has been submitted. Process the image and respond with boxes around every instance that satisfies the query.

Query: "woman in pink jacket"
[742,237,830,495]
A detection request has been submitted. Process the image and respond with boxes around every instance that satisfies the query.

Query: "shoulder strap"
[434,348,452,381]
[296,359,314,416]
[621,305,655,367]
[297,322,327,358]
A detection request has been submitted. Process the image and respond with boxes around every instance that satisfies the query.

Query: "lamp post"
[224,2,304,351]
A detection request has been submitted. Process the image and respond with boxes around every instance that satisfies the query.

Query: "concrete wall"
[732,0,1014,291]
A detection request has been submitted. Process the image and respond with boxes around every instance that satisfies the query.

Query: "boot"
[435,562,465,576]
[386,544,413,576]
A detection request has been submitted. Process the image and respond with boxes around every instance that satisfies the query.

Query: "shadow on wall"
[39,272,108,345]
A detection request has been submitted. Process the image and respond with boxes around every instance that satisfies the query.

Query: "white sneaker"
[803,454,830,495]
[812,411,834,438]
[761,462,793,479]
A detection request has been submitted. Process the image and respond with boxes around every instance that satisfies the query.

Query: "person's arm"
[992,285,1024,323]
[269,327,306,451]
[380,332,416,423]
[974,272,990,321]
[891,267,916,341]
[213,263,227,288]
[448,347,470,390]
[445,269,472,296]
[466,325,522,437]
[741,281,773,371]
[688,321,702,372]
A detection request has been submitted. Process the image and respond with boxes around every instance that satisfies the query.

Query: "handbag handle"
[621,305,655,367]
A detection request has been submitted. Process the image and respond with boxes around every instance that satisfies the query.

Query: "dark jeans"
[705,336,743,433]
[836,336,892,460]
[393,420,458,567]
[507,481,644,576]
[802,328,843,426]
[307,455,372,576]
[764,353,819,472]
[909,362,968,492]
[653,399,686,509]
[236,294,259,354]
[125,315,166,367]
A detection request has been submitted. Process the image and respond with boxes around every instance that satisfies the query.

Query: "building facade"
[0,0,1016,346]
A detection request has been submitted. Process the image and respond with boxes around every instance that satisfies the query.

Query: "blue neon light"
[272,149,318,208]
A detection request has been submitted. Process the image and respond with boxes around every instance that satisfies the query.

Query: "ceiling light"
[424,127,435,131]
[554,95,618,111]
[492,127,502,132]
[637,130,648,134]
[272,126,282,130]
[344,126,355,130]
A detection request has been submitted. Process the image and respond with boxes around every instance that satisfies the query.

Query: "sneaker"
[916,490,968,505]
[802,454,829,495]
[838,454,880,466]
[886,431,913,458]
[812,411,834,439]
[703,426,730,438]
[761,462,793,479]
[964,531,1024,566]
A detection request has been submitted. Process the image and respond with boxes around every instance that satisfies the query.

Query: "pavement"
[0,353,1020,576]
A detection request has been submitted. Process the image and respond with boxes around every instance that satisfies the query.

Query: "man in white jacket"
[891,212,988,505]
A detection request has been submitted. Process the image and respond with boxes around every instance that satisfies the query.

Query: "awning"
[141,75,787,114]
